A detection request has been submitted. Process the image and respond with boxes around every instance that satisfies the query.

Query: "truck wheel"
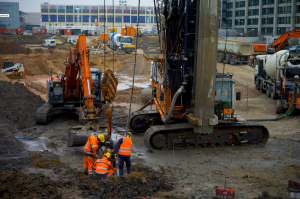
[266,84,271,97]
[270,86,276,99]
[217,53,223,63]
[255,79,260,90]
[225,55,230,64]
[230,57,236,65]
[260,82,265,93]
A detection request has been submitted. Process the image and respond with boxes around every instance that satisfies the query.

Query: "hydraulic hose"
[162,86,184,124]
[247,87,297,122]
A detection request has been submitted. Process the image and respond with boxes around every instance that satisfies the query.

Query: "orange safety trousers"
[83,156,95,174]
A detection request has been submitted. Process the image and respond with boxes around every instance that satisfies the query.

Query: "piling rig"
[129,0,269,152]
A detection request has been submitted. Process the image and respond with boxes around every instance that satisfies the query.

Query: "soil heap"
[0,41,30,55]
[0,72,10,82]
[116,55,151,76]
[0,81,45,129]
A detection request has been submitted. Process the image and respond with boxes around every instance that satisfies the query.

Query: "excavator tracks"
[143,122,269,152]
[128,110,162,134]
[35,102,54,124]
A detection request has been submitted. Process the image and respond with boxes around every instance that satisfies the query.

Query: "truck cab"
[67,38,77,45]
[43,39,56,47]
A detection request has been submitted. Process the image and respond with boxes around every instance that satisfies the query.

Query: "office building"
[0,2,20,29]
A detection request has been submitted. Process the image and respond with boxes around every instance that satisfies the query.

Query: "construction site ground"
[0,36,299,199]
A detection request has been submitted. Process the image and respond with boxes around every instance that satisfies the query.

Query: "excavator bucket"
[101,69,118,102]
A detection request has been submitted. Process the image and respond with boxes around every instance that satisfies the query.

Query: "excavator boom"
[272,30,300,51]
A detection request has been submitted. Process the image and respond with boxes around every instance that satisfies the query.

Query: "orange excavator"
[35,35,118,130]
[253,30,300,54]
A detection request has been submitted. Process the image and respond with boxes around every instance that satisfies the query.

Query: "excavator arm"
[273,30,300,52]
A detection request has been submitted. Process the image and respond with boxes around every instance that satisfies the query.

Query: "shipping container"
[5,29,12,33]
[36,28,42,35]
[99,33,109,41]
[41,29,47,35]
[56,29,64,35]
[32,27,39,34]
[16,27,24,35]
[64,29,72,35]
[0,28,5,34]
[72,29,81,35]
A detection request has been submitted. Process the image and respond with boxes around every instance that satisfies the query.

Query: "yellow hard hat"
[125,132,132,139]
[104,152,111,159]
[97,134,105,142]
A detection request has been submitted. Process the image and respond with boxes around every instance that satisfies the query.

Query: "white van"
[43,39,56,47]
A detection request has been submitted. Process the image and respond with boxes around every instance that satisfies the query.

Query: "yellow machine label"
[123,45,135,48]
[56,84,59,87]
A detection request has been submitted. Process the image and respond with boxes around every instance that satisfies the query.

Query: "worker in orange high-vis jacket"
[83,134,106,176]
[93,152,115,179]
[114,132,132,176]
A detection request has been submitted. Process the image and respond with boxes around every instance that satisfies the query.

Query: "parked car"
[289,45,300,51]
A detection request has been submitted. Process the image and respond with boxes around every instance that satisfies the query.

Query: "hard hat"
[104,152,111,159]
[125,132,132,139]
[97,134,105,142]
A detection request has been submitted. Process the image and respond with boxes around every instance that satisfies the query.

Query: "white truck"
[217,39,254,65]
[109,33,135,53]
[43,39,56,47]
[254,50,300,112]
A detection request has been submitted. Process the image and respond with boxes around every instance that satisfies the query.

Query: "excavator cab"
[3,61,14,69]
[90,68,102,105]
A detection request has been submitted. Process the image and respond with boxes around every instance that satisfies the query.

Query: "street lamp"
[252,28,255,43]
[147,9,151,27]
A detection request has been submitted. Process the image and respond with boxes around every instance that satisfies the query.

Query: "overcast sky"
[1,0,154,12]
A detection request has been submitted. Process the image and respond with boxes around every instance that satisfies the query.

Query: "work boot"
[83,169,88,174]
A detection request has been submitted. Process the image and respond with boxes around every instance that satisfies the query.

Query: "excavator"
[128,0,269,152]
[253,30,300,54]
[35,35,118,131]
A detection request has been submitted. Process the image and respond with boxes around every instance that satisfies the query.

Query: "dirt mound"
[0,72,10,81]
[0,81,45,129]
[253,191,283,199]
[116,55,151,76]
[0,42,30,55]
[115,87,144,104]
[0,170,74,199]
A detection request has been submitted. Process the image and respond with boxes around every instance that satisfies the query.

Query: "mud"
[115,87,144,104]
[0,41,30,54]
[116,55,151,76]
[0,72,10,81]
[0,81,45,129]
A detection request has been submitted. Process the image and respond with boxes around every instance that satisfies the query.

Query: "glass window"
[115,15,122,23]
[139,7,145,14]
[66,6,73,13]
[107,6,114,13]
[82,15,89,22]
[99,15,106,22]
[139,16,145,23]
[123,6,131,14]
[235,10,245,17]
[227,11,232,17]
[261,28,273,35]
[74,15,81,22]
[278,17,291,24]
[66,15,73,22]
[58,15,65,22]
[262,8,274,15]
[278,6,291,14]
[279,0,291,3]
[131,7,138,14]
[74,6,81,13]
[99,6,106,13]
[235,19,245,25]
[131,16,137,23]
[91,15,98,23]
[107,15,114,22]
[248,18,258,25]
[146,16,153,23]
[42,15,49,22]
[249,0,259,6]
[146,7,153,14]
[248,9,259,16]
[296,16,300,23]
[91,6,98,13]
[236,1,245,8]
[215,82,232,107]
[82,6,89,13]
[227,3,233,9]
[261,18,273,24]
[262,0,274,5]
[115,6,123,13]
[41,5,48,13]
[236,28,244,33]
[50,6,57,13]
[118,37,132,43]
[58,6,65,13]
[123,16,130,23]
[50,15,57,22]
[277,27,287,34]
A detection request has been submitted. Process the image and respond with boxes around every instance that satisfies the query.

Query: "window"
[41,5,48,13]
[236,28,244,33]
[146,7,153,14]
[226,19,232,25]
[83,15,89,22]
[261,18,273,24]
[91,6,98,14]
[115,6,123,13]
[74,6,81,13]
[115,15,122,23]
[236,1,245,8]
[131,16,137,23]
[107,15,114,22]
[278,7,291,14]
[296,16,300,23]
[248,18,258,25]
[123,15,130,23]
[227,11,232,17]
[279,0,291,3]
[249,9,259,16]
[247,28,258,34]
[139,16,145,23]
[123,6,131,14]
[58,15,65,22]
[99,15,106,22]
[278,27,287,35]
[227,3,233,9]
[262,0,274,5]
[99,6,106,13]
[58,6,65,13]
[74,15,81,22]
[154,16,160,23]
[235,19,245,25]
[139,7,145,14]
[262,8,274,15]
[50,6,57,13]
[82,6,89,13]
[297,6,300,13]
[42,15,49,22]
[261,28,273,35]
[235,10,245,17]
[91,15,98,23]
[107,6,114,13]
[66,6,73,13]
[131,7,138,14]
[249,0,259,6]
[146,16,153,23]
[278,17,291,24]
[66,15,73,22]
[49,15,57,22]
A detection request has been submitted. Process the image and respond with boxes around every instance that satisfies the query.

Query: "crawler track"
[35,102,54,124]
[128,110,161,134]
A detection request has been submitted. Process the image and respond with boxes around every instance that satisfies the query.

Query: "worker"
[216,88,228,98]
[94,152,115,179]
[114,132,133,176]
[83,134,105,176]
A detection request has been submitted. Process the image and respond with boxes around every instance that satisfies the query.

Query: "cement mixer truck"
[108,33,135,53]
[254,50,300,113]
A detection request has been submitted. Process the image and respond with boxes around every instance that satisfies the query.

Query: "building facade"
[219,0,300,36]
[0,2,20,29]
[40,4,157,28]
[20,12,41,28]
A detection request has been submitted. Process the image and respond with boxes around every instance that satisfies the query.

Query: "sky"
[1,0,154,12]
